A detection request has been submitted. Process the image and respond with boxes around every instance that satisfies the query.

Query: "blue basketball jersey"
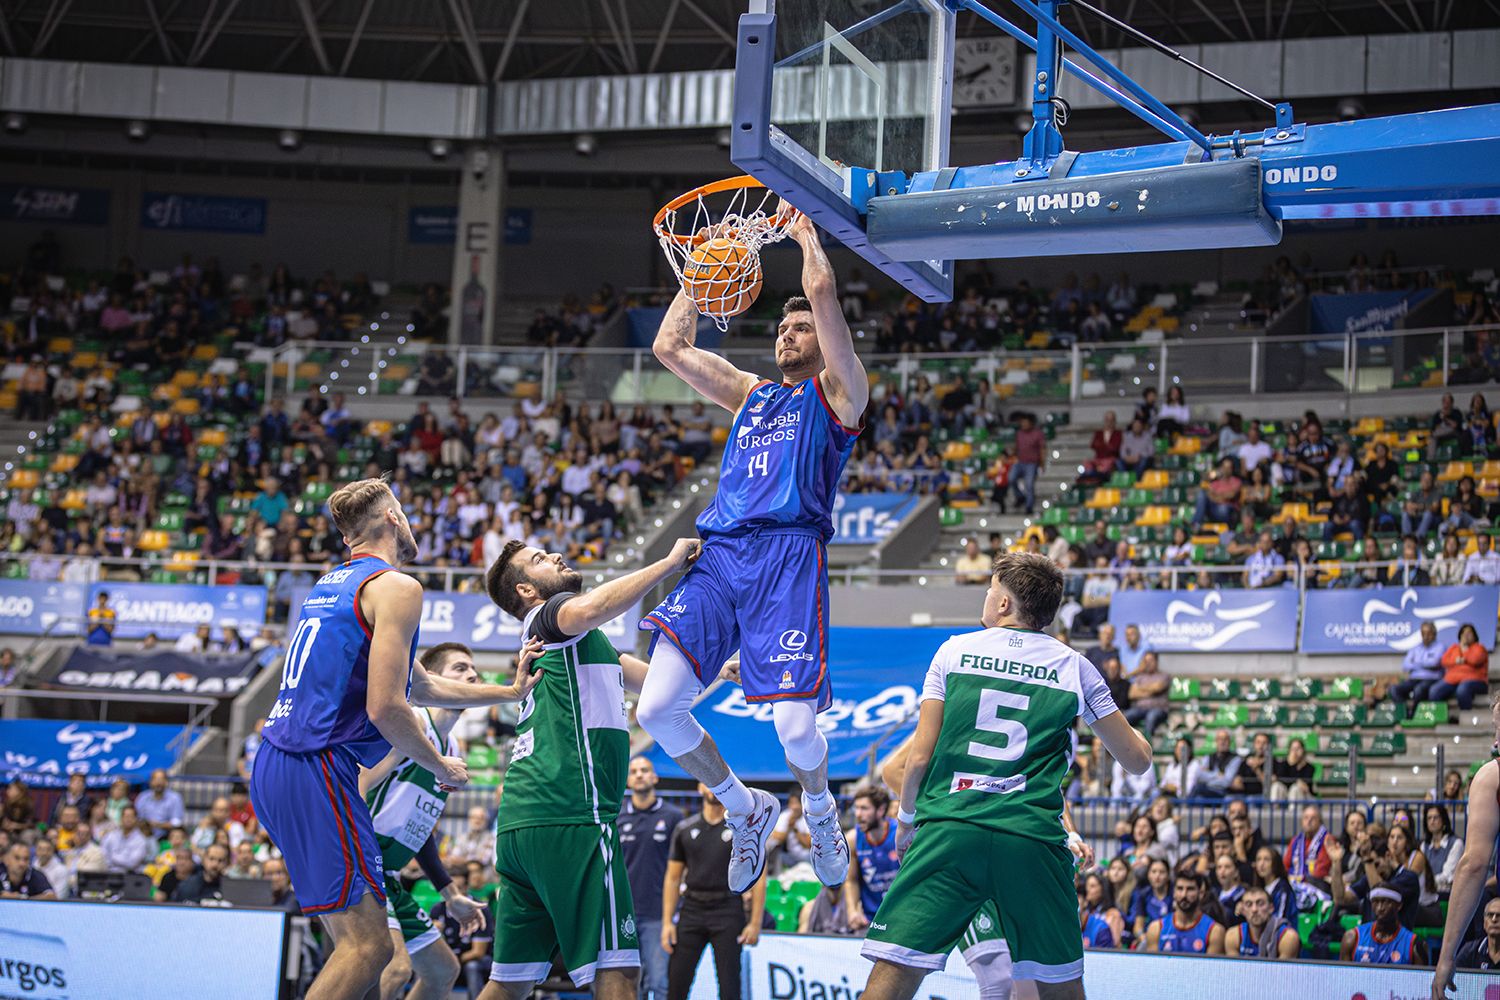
[696,376,860,541]
[1082,910,1115,949]
[855,823,901,919]
[1353,922,1416,964]
[1158,912,1215,953]
[1235,920,1294,958]
[262,555,418,767]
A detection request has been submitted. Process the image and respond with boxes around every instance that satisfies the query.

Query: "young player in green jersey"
[861,552,1153,1000]
[359,641,540,1000]
[480,536,704,1000]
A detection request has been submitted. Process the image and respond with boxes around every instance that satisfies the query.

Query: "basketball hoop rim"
[652,175,795,246]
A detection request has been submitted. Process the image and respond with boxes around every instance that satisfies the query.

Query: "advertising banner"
[648,626,963,782]
[687,933,1496,1000]
[54,648,261,697]
[408,205,458,244]
[829,492,920,545]
[1301,584,1500,654]
[1309,288,1433,334]
[286,585,635,652]
[0,184,110,225]
[503,207,533,245]
[0,720,186,788]
[141,191,267,233]
[88,582,266,641]
[1107,589,1300,653]
[0,899,285,998]
[0,579,89,636]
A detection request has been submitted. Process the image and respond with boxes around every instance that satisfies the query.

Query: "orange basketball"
[682,237,762,319]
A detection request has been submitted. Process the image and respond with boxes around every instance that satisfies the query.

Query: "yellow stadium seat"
[152,384,181,402]
[1480,479,1500,499]
[1168,436,1201,456]
[1157,316,1180,333]
[710,427,729,447]
[1025,333,1051,349]
[1438,461,1472,483]
[1003,358,1026,371]
[71,352,98,370]
[1137,470,1170,491]
[191,344,218,362]
[171,371,199,389]
[49,454,79,474]
[198,428,228,447]
[165,552,200,571]
[1479,460,1500,479]
[1135,506,1172,527]
[137,531,170,552]
[1027,357,1053,371]
[1275,502,1311,522]
[0,392,15,412]
[1086,488,1120,510]
[60,489,86,510]
[1353,417,1384,436]
[942,442,973,462]
[47,337,73,354]
[1190,534,1221,547]
[295,362,321,380]
[7,470,40,489]
[365,420,393,437]
[172,398,200,415]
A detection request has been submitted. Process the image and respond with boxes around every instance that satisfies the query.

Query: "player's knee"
[360,931,397,968]
[771,700,826,765]
[414,940,460,985]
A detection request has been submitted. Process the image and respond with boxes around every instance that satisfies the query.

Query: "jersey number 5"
[281,617,323,691]
[968,688,1029,763]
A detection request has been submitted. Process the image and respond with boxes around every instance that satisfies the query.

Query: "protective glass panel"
[771,1,943,182]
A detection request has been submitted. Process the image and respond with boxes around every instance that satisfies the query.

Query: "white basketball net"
[655,183,798,331]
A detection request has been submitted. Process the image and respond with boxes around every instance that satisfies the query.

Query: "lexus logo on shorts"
[779,629,807,651]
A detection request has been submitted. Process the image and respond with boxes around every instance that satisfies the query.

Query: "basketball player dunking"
[637,205,867,893]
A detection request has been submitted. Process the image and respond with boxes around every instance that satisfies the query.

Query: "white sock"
[802,789,834,817]
[712,775,755,817]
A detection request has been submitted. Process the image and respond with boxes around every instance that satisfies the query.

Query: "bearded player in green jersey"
[359,641,541,1000]
[481,536,704,1000]
[861,552,1153,1000]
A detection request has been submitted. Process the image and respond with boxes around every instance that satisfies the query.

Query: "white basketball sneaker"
[726,788,781,894]
[805,802,850,887]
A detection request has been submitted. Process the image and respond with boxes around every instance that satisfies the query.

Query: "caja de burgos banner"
[1301,584,1499,654]
[1108,589,1300,653]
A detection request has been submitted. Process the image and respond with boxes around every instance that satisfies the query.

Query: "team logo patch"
[621,915,636,939]
[950,772,1026,796]
[1008,633,1024,648]
[510,730,536,764]
[779,629,808,651]
[976,913,993,932]
[793,384,805,397]
[779,670,794,690]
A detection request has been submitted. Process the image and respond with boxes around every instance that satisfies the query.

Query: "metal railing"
[252,323,1500,407]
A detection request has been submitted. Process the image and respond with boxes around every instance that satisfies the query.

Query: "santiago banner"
[0,579,89,636]
[88,582,266,641]
[829,492,920,545]
[0,720,186,788]
[141,192,266,234]
[54,648,261,698]
[1108,589,1299,653]
[286,585,636,652]
[648,626,967,782]
[1309,289,1433,334]
[1,184,110,225]
[1301,584,1500,654]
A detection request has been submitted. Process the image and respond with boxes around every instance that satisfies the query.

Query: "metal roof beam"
[188,0,244,65]
[493,0,530,81]
[292,0,333,74]
[444,0,488,83]
[338,0,376,76]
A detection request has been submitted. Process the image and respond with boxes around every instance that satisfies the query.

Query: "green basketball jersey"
[366,706,460,872]
[496,604,629,834]
[915,625,1117,844]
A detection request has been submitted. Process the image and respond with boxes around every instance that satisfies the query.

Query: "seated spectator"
[1420,803,1462,894]
[1119,623,1151,676]
[1108,540,1135,580]
[1386,821,1442,927]
[225,840,261,880]
[135,768,185,839]
[1215,411,1246,456]
[1120,417,1154,475]
[1223,509,1261,561]
[1244,532,1286,589]
[33,839,69,900]
[1080,872,1125,948]
[171,842,229,905]
[191,796,246,852]
[1252,846,1297,924]
[1075,557,1118,633]
[1160,737,1202,800]
[1235,423,1272,474]
[1430,533,1465,585]
[1328,824,1422,930]
[1,841,56,899]
[1389,622,1446,719]
[1191,457,1242,530]
[1284,804,1333,890]
[1428,392,1462,459]
[1,780,36,840]
[155,847,198,901]
[1080,410,1122,483]
[1083,520,1115,566]
[1429,623,1489,710]
[1362,442,1400,507]
[954,538,990,585]
[1142,871,1224,954]
[1223,885,1300,959]
[446,807,493,865]
[1163,525,1194,568]
[1129,857,1173,940]
[1234,733,1270,797]
[1339,887,1427,965]
[100,805,151,873]
[1269,738,1315,801]
[50,773,93,827]
[1155,386,1191,439]
[1291,420,1331,498]
[1123,651,1169,736]
[1443,476,1485,536]
[1456,896,1500,970]
[1463,532,1500,584]
[1192,730,1242,800]
[1323,479,1369,541]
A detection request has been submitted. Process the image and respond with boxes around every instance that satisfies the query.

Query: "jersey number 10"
[968,688,1029,763]
[281,617,323,691]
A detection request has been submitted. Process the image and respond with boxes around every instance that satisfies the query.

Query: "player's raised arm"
[785,203,868,425]
[653,289,761,413]
[362,572,467,787]
[551,538,702,637]
[410,636,542,708]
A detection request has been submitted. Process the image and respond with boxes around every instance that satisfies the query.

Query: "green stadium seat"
[1206,705,1249,728]
[940,507,964,527]
[1108,471,1134,488]
[1281,732,1319,754]
[1316,733,1362,757]
[1242,679,1280,702]
[1403,702,1449,727]
[1317,762,1366,786]
[1246,705,1286,728]
[1281,678,1321,701]
[1201,679,1240,702]
[1283,706,1320,728]
[1365,733,1406,757]
[1318,676,1364,702]
[1168,678,1200,702]
[467,744,499,769]
[1319,704,1365,728]
[1364,703,1399,728]
[410,878,442,912]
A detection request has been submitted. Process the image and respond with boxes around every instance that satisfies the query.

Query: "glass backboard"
[732,0,955,301]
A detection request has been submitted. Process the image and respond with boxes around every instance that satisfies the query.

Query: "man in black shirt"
[1457,896,1500,969]
[1083,623,1120,672]
[263,857,300,914]
[1,842,56,899]
[1083,521,1114,566]
[431,869,494,999]
[619,756,682,1000]
[1099,654,1130,714]
[171,842,229,905]
[1292,422,1331,499]
[662,785,766,1000]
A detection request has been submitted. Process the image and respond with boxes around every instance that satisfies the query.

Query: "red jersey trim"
[353,567,393,638]
[813,374,864,437]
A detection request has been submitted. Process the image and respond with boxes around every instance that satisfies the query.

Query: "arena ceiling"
[0,0,1492,86]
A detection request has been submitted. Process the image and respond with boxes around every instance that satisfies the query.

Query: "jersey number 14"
[747,451,770,478]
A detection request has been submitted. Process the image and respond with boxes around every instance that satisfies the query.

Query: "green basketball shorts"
[861,820,1082,984]
[489,822,640,988]
[385,873,441,955]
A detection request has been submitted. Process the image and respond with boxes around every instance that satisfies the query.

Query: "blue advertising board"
[286,585,635,652]
[408,205,458,244]
[503,207,533,245]
[1309,289,1433,334]
[1,184,110,225]
[0,579,89,636]
[88,582,266,641]
[1301,584,1500,654]
[648,626,965,781]
[1108,588,1300,653]
[141,192,267,234]
[829,492,920,545]
[0,720,186,788]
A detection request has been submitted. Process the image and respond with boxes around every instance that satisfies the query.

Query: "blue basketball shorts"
[641,528,833,710]
[250,742,385,916]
